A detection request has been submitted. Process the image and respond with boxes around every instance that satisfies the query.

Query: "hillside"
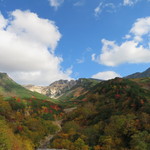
[0,72,150,150]
[0,73,65,149]
[0,73,49,100]
[58,78,101,107]
[125,67,150,79]
[49,78,150,150]
[24,79,77,98]
[24,78,101,101]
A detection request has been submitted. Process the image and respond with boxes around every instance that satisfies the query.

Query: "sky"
[0,0,150,85]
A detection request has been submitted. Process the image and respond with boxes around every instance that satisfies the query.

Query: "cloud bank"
[92,16,150,66]
[92,71,121,80]
[0,10,72,85]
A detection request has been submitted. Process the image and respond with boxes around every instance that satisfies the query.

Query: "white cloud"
[74,0,84,6]
[48,0,64,9]
[123,0,140,6]
[130,17,150,42]
[123,0,134,6]
[0,10,72,85]
[94,3,103,17]
[92,16,150,66]
[76,58,84,64]
[92,71,121,80]
[91,54,96,61]
[94,2,116,17]
[0,12,7,29]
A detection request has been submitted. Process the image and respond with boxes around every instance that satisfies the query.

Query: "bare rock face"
[24,80,77,98]
[23,85,47,95]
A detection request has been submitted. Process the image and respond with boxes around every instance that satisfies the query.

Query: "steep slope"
[58,78,101,107]
[130,77,150,91]
[125,67,150,78]
[24,80,77,98]
[0,72,49,100]
[0,73,66,149]
[24,78,101,100]
[50,78,150,149]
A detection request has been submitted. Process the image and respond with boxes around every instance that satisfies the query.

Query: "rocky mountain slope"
[24,80,77,98]
[125,67,150,78]
[24,78,101,99]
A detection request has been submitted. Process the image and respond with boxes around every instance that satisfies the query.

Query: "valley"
[0,68,150,150]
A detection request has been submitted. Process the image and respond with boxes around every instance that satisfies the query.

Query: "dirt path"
[38,107,76,149]
[64,107,77,113]
[38,120,62,149]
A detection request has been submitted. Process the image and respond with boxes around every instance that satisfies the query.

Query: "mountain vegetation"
[0,71,150,150]
[0,73,64,149]
[0,73,50,100]
[50,78,150,150]
[0,94,64,149]
[58,78,101,107]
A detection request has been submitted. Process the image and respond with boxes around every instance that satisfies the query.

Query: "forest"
[0,77,150,150]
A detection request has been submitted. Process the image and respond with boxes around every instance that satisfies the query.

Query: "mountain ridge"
[125,67,150,79]
[0,72,50,100]
[24,78,101,99]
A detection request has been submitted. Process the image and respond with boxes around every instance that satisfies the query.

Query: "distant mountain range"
[24,67,150,99]
[125,67,150,79]
[24,78,101,99]
[1,67,150,100]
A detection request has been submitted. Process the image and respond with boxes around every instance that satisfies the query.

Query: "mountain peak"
[125,67,150,79]
[144,67,150,72]
[0,72,9,78]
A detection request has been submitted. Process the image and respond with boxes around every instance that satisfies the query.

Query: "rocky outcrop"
[24,80,77,98]
[23,85,47,95]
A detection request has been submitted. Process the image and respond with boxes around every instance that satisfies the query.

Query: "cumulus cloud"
[48,0,64,9]
[0,13,7,29]
[92,16,150,66]
[0,10,72,85]
[129,17,150,41]
[92,71,121,80]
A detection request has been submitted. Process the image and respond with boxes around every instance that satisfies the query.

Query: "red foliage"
[43,107,49,113]
[17,98,21,102]
[82,99,87,102]
[17,125,23,132]
[49,110,53,113]
[115,94,121,99]
[50,105,59,110]
[32,96,36,100]
[140,100,144,104]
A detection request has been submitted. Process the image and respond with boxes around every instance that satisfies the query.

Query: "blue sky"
[0,0,150,85]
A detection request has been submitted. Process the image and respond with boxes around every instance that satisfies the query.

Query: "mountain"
[24,78,101,99]
[1,71,150,150]
[125,67,150,78]
[58,78,101,106]
[24,79,77,98]
[0,73,64,149]
[0,72,49,100]
[49,77,150,149]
